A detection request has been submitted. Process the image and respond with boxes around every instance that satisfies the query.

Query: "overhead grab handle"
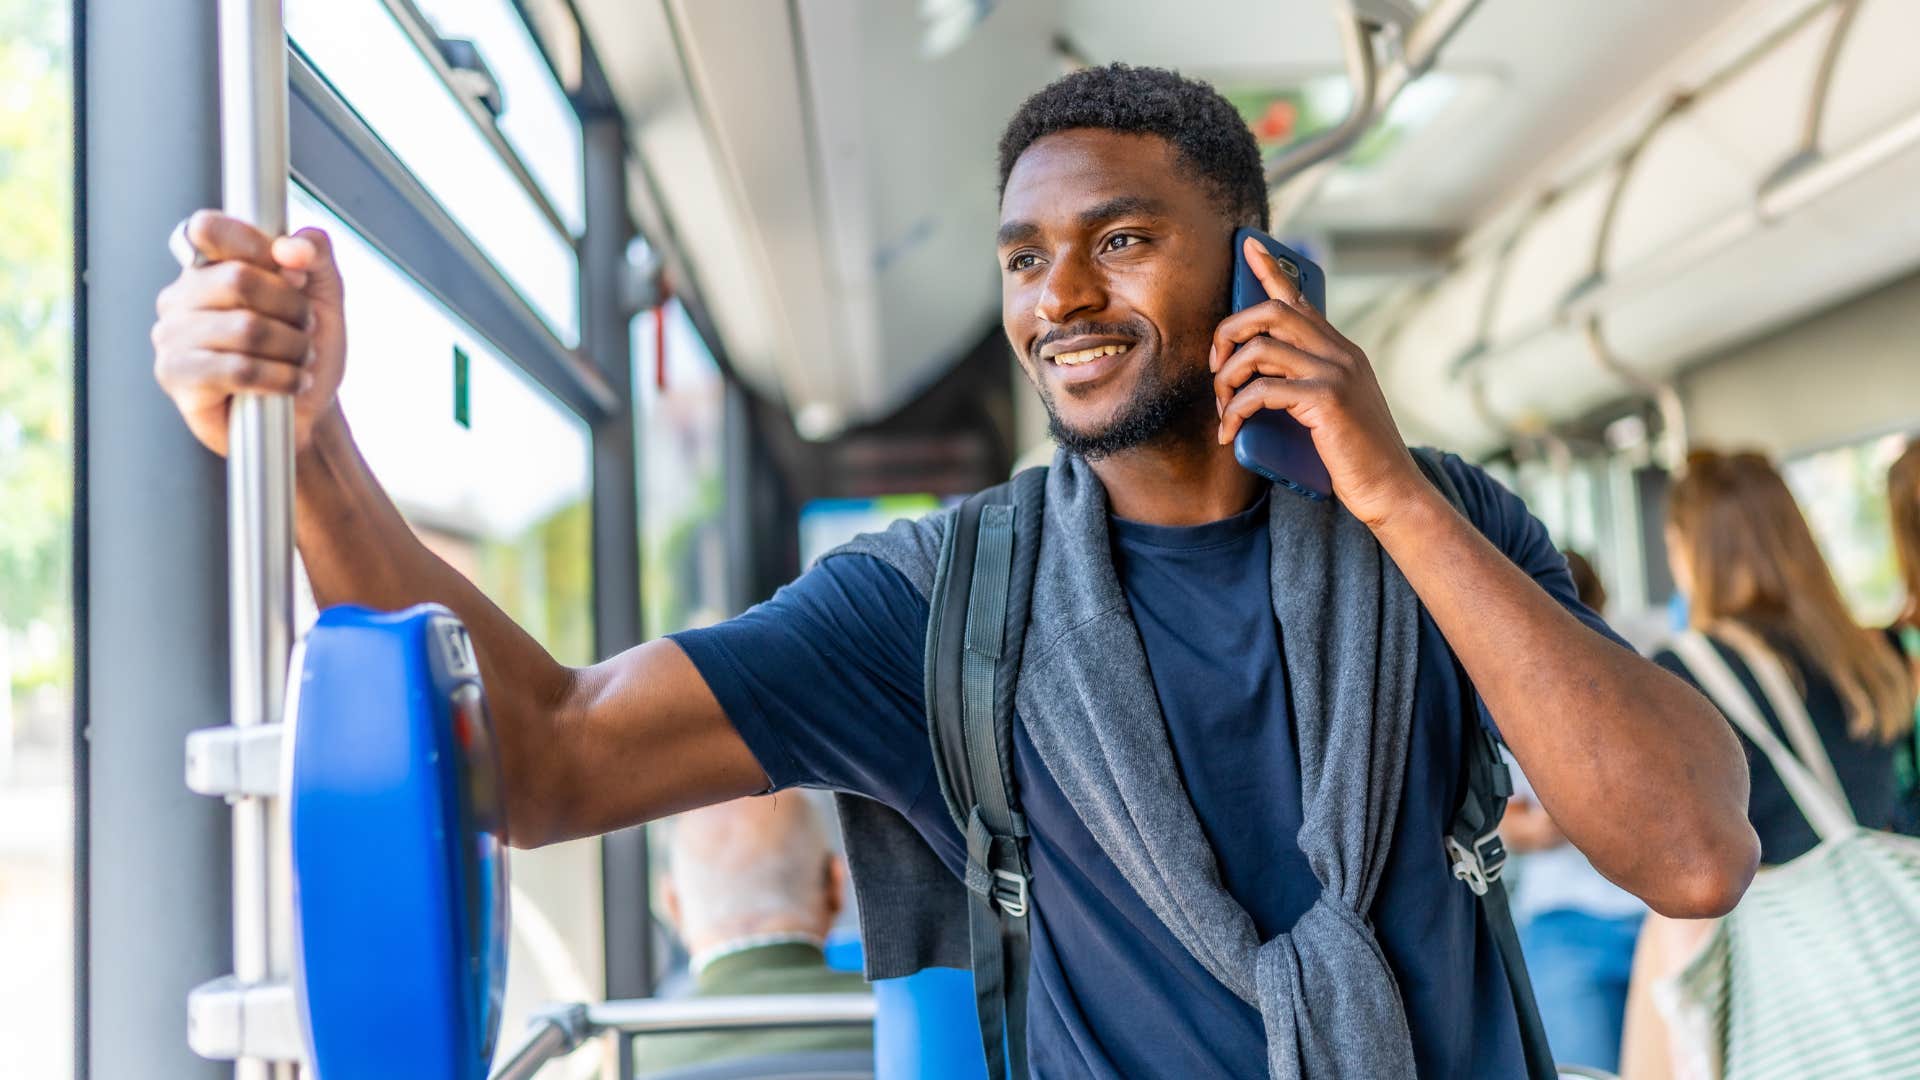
[1573,91,1692,476]
[1262,3,1380,186]
[1267,0,1485,224]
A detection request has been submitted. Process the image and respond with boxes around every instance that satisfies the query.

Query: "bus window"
[635,300,730,639]
[285,0,580,342]
[0,1,73,1074]
[287,188,607,1071]
[1784,431,1917,626]
[411,0,584,234]
[289,187,595,664]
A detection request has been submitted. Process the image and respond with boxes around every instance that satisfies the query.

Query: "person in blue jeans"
[1501,551,1644,1073]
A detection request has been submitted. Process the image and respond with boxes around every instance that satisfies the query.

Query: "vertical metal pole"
[217,2,293,1079]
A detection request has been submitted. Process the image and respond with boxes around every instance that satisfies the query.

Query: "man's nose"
[1033,252,1107,326]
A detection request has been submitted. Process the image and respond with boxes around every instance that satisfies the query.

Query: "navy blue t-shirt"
[673,456,1625,1079]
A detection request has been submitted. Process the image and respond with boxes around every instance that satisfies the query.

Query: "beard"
[1037,344,1216,461]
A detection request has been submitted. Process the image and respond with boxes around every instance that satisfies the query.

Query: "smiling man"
[151,63,1755,1079]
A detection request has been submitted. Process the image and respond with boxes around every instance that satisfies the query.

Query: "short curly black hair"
[997,63,1268,231]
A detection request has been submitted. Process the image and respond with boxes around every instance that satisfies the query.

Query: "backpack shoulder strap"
[1413,446,1560,1080]
[925,465,1046,1080]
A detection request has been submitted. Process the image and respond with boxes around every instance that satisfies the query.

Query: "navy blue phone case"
[1229,227,1333,498]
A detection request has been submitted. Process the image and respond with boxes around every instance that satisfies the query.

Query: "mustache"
[1031,320,1144,360]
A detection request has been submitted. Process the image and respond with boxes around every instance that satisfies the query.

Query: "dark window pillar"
[77,0,232,1076]
[579,89,652,1016]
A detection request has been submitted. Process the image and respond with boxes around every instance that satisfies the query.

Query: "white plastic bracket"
[184,722,285,798]
[187,975,304,1063]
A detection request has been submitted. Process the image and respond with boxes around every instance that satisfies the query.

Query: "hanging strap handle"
[1670,631,1856,841]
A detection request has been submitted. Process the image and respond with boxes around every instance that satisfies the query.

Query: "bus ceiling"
[572,0,1920,452]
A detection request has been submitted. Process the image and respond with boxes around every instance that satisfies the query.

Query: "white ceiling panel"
[574,0,1888,439]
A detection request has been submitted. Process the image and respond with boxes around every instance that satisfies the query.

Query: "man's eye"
[1007,251,1041,271]
[1105,233,1143,252]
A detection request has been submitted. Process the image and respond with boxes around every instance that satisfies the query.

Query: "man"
[641,795,870,1073]
[152,63,1756,1078]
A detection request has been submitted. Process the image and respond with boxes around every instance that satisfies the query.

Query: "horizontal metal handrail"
[589,993,876,1035]
[488,994,876,1080]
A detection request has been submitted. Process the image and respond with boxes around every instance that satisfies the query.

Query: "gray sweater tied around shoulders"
[830,451,1422,1079]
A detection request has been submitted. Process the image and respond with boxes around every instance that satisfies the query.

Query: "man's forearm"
[1374,490,1757,916]
[294,407,578,841]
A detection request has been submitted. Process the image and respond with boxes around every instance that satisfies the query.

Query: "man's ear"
[659,873,682,932]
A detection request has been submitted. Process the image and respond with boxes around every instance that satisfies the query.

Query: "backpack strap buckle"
[991,868,1030,918]
[964,810,1032,918]
[1445,828,1508,897]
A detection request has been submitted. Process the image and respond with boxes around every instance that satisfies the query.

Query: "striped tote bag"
[1664,631,1920,1080]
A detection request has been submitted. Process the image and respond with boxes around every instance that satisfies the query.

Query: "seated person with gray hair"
[637,794,872,1075]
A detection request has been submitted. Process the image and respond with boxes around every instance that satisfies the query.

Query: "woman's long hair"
[1669,448,1913,743]
[1891,439,1920,630]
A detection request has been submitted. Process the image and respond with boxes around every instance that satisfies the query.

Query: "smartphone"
[1229,227,1333,498]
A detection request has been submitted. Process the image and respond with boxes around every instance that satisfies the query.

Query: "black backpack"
[923,447,1556,1080]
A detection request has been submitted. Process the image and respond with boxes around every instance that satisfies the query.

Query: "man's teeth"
[1054,343,1131,366]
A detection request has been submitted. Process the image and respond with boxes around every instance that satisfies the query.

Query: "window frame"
[76,0,760,1073]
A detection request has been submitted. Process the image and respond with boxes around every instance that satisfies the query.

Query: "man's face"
[998,129,1236,458]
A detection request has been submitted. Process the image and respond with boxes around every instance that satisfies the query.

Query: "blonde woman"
[1620,448,1914,1078]
[1654,449,1912,857]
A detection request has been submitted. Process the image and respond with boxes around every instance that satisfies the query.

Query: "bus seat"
[872,968,988,1080]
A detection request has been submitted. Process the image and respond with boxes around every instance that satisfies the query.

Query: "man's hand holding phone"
[151,210,348,457]
[1210,234,1437,531]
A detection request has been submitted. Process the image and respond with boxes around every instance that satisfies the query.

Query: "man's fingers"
[1213,337,1333,410]
[1216,376,1327,444]
[183,210,279,271]
[1254,241,1364,354]
[156,261,310,328]
[156,309,312,363]
[155,348,310,398]
[1209,300,1343,373]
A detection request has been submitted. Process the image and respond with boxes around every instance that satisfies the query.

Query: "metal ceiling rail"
[1443,0,1904,418]
[378,0,576,241]
[288,49,619,422]
[1267,0,1485,227]
[1449,81,1920,391]
[1444,0,1839,267]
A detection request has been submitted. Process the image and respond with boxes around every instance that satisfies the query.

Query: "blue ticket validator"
[288,604,509,1080]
